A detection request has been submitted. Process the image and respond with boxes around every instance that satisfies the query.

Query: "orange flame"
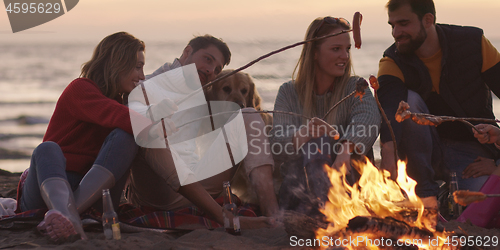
[316,158,450,249]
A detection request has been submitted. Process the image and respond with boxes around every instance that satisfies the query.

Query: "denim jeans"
[441,138,491,191]
[399,90,491,197]
[398,90,441,197]
[20,128,138,212]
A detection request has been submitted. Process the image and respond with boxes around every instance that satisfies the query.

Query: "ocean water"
[1,38,500,173]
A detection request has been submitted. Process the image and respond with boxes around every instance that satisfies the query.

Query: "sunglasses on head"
[312,16,351,38]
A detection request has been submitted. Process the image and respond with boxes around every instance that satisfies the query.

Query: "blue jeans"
[20,128,138,212]
[399,90,491,197]
[441,139,490,191]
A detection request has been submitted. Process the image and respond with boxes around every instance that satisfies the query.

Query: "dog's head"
[206,70,262,110]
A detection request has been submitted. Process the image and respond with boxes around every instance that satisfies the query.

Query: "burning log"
[346,216,434,240]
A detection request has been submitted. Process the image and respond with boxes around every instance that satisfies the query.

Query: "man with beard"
[376,0,500,210]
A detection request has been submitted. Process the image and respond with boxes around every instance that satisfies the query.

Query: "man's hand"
[473,124,500,145]
[380,141,398,180]
[149,98,178,122]
[463,156,496,179]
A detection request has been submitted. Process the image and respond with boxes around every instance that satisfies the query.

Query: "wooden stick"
[322,78,369,120]
[410,113,499,125]
[457,226,484,250]
[369,76,398,165]
[396,101,500,133]
[322,90,356,120]
[174,109,312,129]
[174,29,353,106]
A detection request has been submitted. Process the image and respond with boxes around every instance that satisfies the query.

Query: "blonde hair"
[292,17,353,125]
[81,32,145,99]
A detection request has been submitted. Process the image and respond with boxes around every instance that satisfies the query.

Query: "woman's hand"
[473,124,500,145]
[307,117,339,139]
[293,117,339,150]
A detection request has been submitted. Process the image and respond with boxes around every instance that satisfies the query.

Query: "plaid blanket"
[116,196,258,230]
[1,196,258,230]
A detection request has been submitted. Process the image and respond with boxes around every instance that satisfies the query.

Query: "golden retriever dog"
[205,69,272,126]
[205,70,280,205]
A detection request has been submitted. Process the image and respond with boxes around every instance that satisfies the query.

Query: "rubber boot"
[73,165,115,214]
[457,174,500,228]
[39,177,87,241]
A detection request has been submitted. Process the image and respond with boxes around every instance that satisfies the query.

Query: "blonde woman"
[270,17,381,217]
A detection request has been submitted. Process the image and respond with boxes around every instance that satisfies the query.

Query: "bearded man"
[376,0,500,210]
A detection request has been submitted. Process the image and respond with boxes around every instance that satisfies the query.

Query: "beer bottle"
[102,189,121,240]
[222,181,241,235]
[447,172,462,219]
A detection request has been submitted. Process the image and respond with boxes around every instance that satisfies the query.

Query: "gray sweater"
[269,76,381,164]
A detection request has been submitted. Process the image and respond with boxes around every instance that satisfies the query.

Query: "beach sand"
[0,225,292,250]
[1,171,500,249]
[0,171,294,249]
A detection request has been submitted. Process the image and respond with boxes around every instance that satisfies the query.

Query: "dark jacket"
[378,24,500,155]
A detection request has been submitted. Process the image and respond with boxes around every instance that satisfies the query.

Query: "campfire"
[286,157,458,249]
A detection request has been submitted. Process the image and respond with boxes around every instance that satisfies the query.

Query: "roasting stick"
[174,29,350,106]
[395,100,500,133]
[368,75,399,166]
[174,110,312,129]
[174,78,368,130]
[174,12,363,107]
[322,78,369,120]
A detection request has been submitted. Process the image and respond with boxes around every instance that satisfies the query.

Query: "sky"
[1,0,500,44]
